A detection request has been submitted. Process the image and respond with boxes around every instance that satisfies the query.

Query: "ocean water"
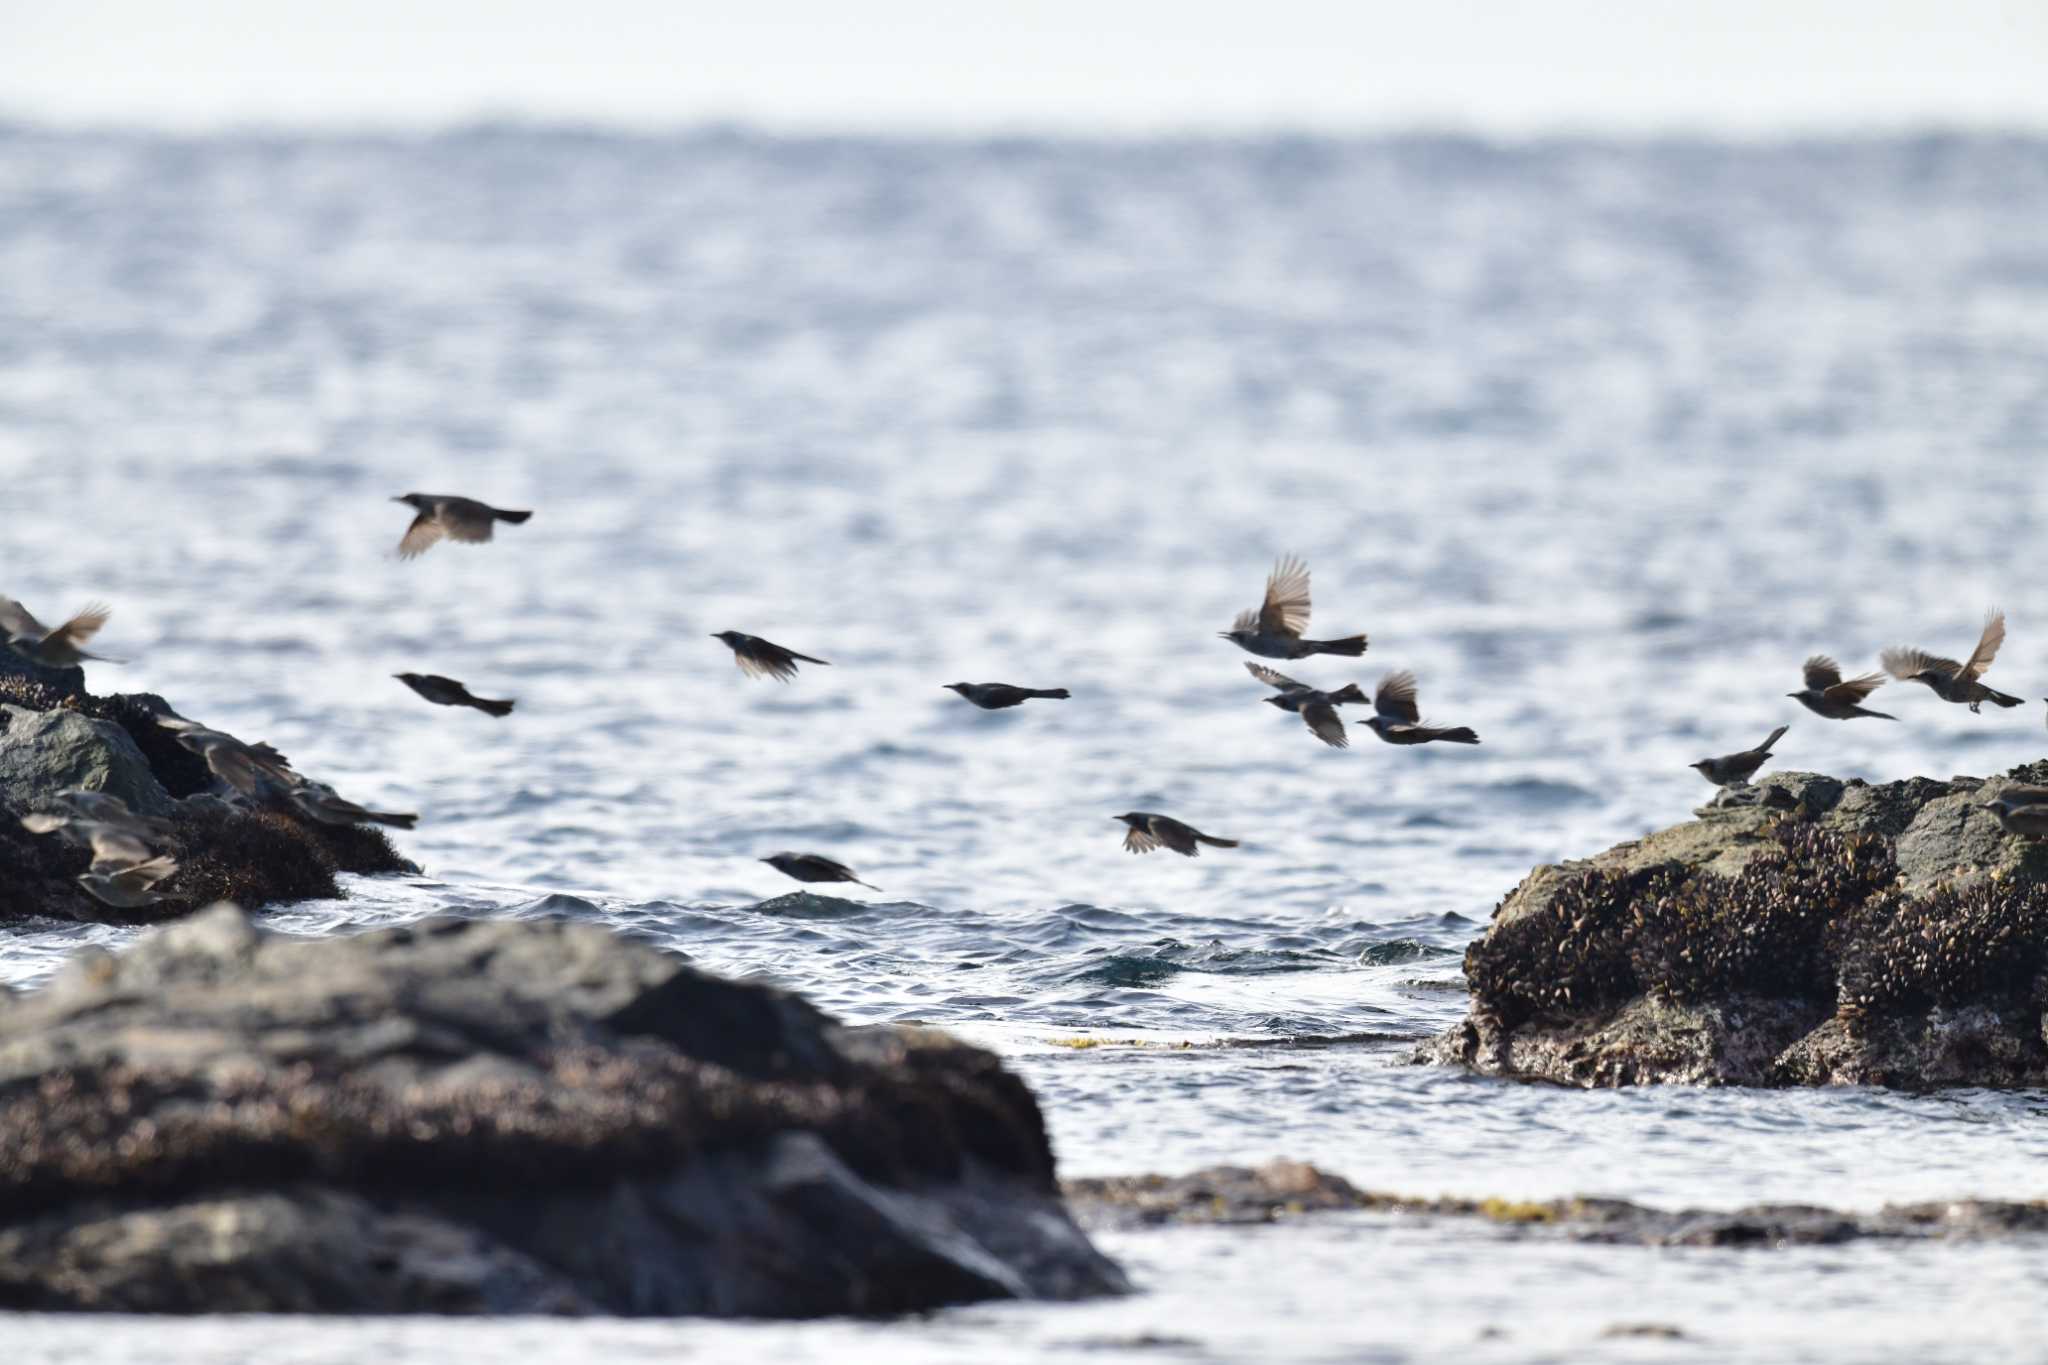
[3,125,2048,1361]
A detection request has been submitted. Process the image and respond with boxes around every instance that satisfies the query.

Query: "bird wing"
[398,511,446,559]
[1802,656,1845,691]
[85,826,153,867]
[1256,555,1312,637]
[1880,647,1959,681]
[1961,609,2006,680]
[442,499,497,543]
[806,856,856,879]
[735,640,800,681]
[1148,818,1200,855]
[54,602,110,646]
[1122,824,1162,854]
[1245,662,1306,692]
[1824,671,1887,705]
[1301,700,1348,748]
[1373,670,1422,723]
[0,596,46,640]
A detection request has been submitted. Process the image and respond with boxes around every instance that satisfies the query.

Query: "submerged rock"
[1420,766,2048,1088]
[1063,1160,2048,1247]
[0,906,1127,1315]
[0,675,411,924]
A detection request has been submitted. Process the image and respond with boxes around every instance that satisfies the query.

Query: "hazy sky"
[4,0,2046,134]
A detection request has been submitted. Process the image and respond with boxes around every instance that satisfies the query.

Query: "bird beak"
[1215,632,1232,640]
[390,496,408,503]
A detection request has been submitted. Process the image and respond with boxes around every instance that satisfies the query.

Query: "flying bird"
[1881,611,2022,713]
[712,631,829,682]
[1245,662,1367,748]
[0,597,120,667]
[760,851,880,891]
[1690,725,1789,800]
[1360,671,1480,746]
[392,493,532,559]
[287,781,418,830]
[943,682,1071,709]
[1789,656,1896,720]
[1982,796,2048,841]
[24,789,178,844]
[1218,556,1368,660]
[1114,811,1240,856]
[395,672,515,717]
[75,854,179,910]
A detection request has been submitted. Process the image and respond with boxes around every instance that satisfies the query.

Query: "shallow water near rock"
[5,126,2048,1359]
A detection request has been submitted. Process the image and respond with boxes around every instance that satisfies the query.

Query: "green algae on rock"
[1421,766,2048,1089]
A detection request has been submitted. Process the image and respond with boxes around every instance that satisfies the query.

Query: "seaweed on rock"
[1833,878,2048,1024]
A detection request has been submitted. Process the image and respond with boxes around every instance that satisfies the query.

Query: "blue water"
[4,125,2048,1361]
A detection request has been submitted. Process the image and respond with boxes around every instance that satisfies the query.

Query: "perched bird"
[392,493,532,559]
[1981,796,2048,841]
[0,597,120,666]
[944,682,1071,709]
[1881,611,2022,713]
[1690,725,1789,799]
[712,631,829,682]
[395,672,515,718]
[287,781,418,830]
[1245,662,1367,748]
[760,851,880,891]
[1218,556,1368,660]
[1114,811,1239,856]
[1788,657,1896,721]
[1361,671,1480,746]
[75,854,178,910]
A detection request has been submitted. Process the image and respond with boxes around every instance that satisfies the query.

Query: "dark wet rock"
[0,705,170,817]
[0,678,411,924]
[1063,1161,2048,1247]
[1420,765,2048,1088]
[0,907,1127,1315]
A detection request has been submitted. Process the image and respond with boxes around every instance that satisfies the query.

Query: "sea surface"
[3,125,2048,1361]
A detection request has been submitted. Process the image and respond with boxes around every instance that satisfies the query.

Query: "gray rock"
[0,703,172,817]
[1421,763,2048,1089]
[0,906,1127,1316]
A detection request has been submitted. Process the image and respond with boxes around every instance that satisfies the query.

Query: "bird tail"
[791,653,832,666]
[493,508,533,524]
[1027,688,1072,700]
[1861,709,1898,721]
[1758,724,1788,751]
[1432,727,1482,744]
[1307,635,1369,657]
[1195,834,1240,848]
[1328,683,1368,705]
[855,878,884,892]
[367,810,420,829]
[477,696,516,718]
[1985,688,2023,708]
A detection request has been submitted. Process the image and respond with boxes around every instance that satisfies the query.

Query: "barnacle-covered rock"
[0,907,1127,1315]
[0,675,410,924]
[1421,765,2048,1089]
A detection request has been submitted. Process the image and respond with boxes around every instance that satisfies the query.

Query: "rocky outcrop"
[1420,766,2048,1088]
[0,906,1126,1315]
[1063,1160,2048,1247]
[0,675,411,923]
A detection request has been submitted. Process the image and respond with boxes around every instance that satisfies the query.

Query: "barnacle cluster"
[1834,878,2048,1021]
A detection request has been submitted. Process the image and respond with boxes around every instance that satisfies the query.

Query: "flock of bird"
[1691,608,2048,840]
[7,493,2048,909]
